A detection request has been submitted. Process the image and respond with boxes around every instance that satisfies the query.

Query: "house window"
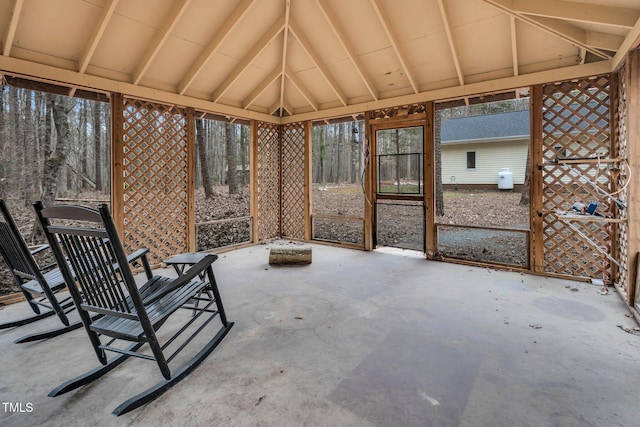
[466,151,476,169]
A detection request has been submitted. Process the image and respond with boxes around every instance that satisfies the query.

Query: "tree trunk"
[41,96,74,208]
[337,122,343,184]
[319,127,325,183]
[225,122,238,195]
[196,119,215,198]
[395,128,401,192]
[80,99,88,191]
[434,111,445,216]
[240,125,248,186]
[93,102,103,191]
[0,88,6,199]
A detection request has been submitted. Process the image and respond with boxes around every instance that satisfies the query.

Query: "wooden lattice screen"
[281,123,307,239]
[540,76,613,280]
[614,65,630,296]
[255,121,281,240]
[116,97,191,265]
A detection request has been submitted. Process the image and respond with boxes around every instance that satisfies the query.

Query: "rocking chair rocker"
[34,202,233,416]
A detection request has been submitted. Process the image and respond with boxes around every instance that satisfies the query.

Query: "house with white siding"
[440,110,529,190]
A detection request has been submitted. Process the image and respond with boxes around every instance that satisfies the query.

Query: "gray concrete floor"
[0,243,639,427]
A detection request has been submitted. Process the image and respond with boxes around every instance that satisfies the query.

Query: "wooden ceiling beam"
[277,0,291,118]
[370,0,418,94]
[133,0,192,85]
[280,60,610,124]
[179,0,255,95]
[285,66,319,111]
[270,100,293,116]
[3,0,23,56]
[510,16,519,76]
[78,0,119,73]
[211,15,285,103]
[436,0,464,86]
[512,0,640,29]
[289,22,347,106]
[480,0,610,60]
[315,0,379,101]
[612,12,640,69]
[243,66,281,109]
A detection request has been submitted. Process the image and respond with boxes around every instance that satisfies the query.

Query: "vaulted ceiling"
[1,0,639,123]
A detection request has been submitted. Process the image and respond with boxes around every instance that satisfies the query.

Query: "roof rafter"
[289,22,348,106]
[277,0,291,117]
[612,11,640,69]
[243,66,281,109]
[3,0,23,56]
[285,66,319,111]
[512,0,640,29]
[270,100,293,116]
[133,0,192,85]
[510,16,519,76]
[479,0,610,60]
[179,0,255,95]
[436,0,464,86]
[78,0,119,73]
[212,15,285,103]
[369,0,418,94]
[315,0,379,101]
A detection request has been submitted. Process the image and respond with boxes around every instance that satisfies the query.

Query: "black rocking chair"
[0,199,80,343]
[34,202,233,416]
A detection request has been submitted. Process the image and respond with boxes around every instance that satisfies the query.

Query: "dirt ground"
[312,185,530,266]
[1,186,529,296]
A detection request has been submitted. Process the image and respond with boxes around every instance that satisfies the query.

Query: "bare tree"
[225,122,238,195]
[93,102,103,191]
[40,95,75,208]
[196,119,215,198]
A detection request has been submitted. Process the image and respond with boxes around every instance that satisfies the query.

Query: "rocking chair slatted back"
[37,204,142,319]
[0,199,85,342]
[0,207,40,282]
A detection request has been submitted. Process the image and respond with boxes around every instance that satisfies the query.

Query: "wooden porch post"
[249,120,259,243]
[530,85,544,273]
[424,101,436,258]
[627,50,640,309]
[110,92,124,235]
[304,120,312,241]
[186,107,196,252]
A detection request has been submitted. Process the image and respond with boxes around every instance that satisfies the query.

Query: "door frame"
[364,103,435,255]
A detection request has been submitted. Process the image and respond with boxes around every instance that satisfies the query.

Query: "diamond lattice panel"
[541,76,612,280]
[256,122,280,240]
[121,98,188,264]
[281,123,306,239]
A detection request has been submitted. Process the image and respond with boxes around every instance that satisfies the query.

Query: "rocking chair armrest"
[30,244,58,272]
[126,248,153,279]
[144,254,217,305]
[30,243,50,256]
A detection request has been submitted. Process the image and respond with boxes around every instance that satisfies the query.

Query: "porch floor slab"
[0,243,638,426]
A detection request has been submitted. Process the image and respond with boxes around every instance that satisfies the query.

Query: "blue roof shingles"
[441,110,530,143]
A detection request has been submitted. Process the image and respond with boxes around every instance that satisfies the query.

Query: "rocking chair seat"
[21,268,67,297]
[89,276,207,341]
